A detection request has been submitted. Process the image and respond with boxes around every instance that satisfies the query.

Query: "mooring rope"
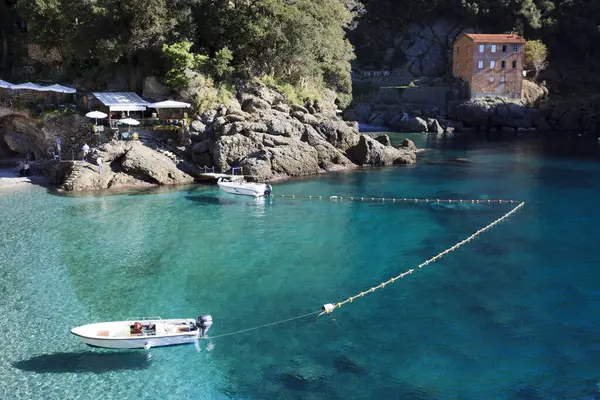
[272,194,519,204]
[202,310,321,340]
[319,201,526,315]
[201,197,525,339]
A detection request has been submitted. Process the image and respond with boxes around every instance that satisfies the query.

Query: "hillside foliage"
[6,0,356,106]
[2,0,600,101]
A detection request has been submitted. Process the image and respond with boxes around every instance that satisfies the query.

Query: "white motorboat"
[217,177,272,197]
[71,315,213,349]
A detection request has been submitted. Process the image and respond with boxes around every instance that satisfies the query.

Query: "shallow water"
[1,133,600,399]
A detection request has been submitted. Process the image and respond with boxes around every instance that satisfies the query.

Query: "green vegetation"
[525,40,549,79]
[2,0,600,104]
[6,0,357,107]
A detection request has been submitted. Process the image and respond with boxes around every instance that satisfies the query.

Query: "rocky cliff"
[55,80,417,192]
[55,141,194,192]
[184,81,416,182]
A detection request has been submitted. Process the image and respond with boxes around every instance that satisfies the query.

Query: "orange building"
[453,33,526,99]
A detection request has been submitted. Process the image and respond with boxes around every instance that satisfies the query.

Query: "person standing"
[23,160,30,176]
[56,137,61,160]
[96,156,103,174]
[82,143,90,161]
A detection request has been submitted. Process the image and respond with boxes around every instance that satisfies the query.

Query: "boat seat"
[97,330,109,337]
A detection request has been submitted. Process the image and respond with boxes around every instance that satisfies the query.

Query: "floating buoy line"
[202,195,525,340]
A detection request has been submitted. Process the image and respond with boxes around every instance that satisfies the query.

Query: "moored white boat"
[217,177,272,197]
[71,315,213,349]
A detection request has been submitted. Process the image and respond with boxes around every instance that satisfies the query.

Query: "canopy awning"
[0,81,76,93]
[45,84,76,94]
[148,100,191,109]
[92,92,149,112]
[10,82,50,91]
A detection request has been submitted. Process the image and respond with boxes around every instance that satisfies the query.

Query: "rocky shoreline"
[345,79,600,138]
[47,81,417,192]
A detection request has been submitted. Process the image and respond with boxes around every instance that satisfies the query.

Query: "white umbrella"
[119,118,140,132]
[86,111,108,125]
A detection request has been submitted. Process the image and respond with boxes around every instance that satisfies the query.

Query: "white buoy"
[144,341,152,350]
[321,303,335,313]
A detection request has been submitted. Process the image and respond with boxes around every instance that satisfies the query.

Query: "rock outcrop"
[55,79,417,191]
[186,80,417,181]
[59,141,193,192]
[0,110,93,159]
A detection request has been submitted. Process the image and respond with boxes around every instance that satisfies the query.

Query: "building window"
[501,60,506,68]
[491,44,497,53]
[490,60,496,68]
[502,45,507,53]
[500,76,506,83]
[512,60,517,68]
[479,44,484,53]
[466,61,470,70]
[467,46,471,54]
[478,60,483,69]
[456,62,459,71]
[513,44,519,52]
[456,46,460,55]
[490,75,495,83]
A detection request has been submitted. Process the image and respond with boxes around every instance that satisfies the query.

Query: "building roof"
[92,92,149,112]
[461,33,526,44]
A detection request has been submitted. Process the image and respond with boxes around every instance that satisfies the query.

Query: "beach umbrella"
[120,118,140,132]
[86,111,108,125]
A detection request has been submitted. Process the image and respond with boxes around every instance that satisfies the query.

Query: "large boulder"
[302,125,354,171]
[212,133,264,172]
[452,97,533,128]
[265,116,305,138]
[316,119,361,151]
[268,141,320,177]
[402,116,428,132]
[238,150,274,180]
[120,142,193,185]
[60,141,193,192]
[347,135,416,166]
[427,118,444,133]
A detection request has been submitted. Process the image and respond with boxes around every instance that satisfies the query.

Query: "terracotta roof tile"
[463,33,526,44]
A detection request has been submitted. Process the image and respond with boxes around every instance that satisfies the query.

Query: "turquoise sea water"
[1,133,600,399]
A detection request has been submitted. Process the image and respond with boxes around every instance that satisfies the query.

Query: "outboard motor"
[264,184,272,196]
[197,314,213,337]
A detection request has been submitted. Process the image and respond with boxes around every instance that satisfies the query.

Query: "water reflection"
[12,351,151,374]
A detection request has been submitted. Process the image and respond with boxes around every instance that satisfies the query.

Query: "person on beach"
[82,143,90,161]
[23,160,30,176]
[96,156,103,174]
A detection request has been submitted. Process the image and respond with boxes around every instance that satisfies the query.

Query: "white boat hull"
[71,318,207,349]
[218,180,268,197]
[77,333,198,349]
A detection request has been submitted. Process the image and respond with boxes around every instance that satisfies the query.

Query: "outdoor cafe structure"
[89,92,191,139]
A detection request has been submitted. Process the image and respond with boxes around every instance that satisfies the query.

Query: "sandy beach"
[0,168,48,194]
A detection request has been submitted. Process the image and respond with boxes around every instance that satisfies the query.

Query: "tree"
[525,40,548,79]
[211,47,233,80]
